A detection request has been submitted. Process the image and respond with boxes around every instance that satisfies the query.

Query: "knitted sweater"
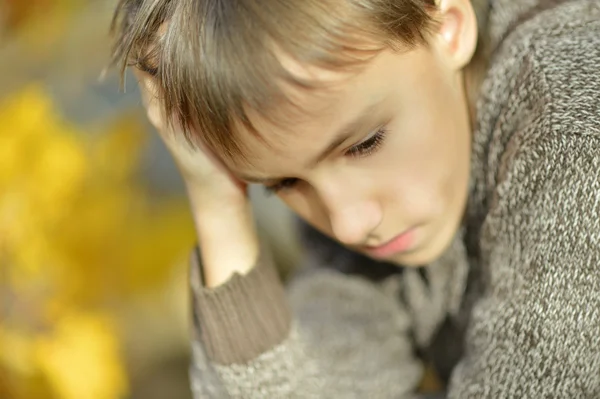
[188,0,600,397]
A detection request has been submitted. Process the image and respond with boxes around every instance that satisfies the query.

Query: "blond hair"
[111,0,486,159]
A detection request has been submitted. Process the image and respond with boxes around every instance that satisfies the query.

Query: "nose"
[329,205,380,245]
[317,184,382,246]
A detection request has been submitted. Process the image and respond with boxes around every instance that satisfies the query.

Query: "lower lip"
[365,229,416,259]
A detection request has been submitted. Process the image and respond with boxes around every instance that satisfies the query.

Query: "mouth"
[363,228,417,259]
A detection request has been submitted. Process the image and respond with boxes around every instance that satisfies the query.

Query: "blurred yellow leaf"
[3,0,84,48]
[1,82,195,399]
[0,328,37,377]
[34,312,128,399]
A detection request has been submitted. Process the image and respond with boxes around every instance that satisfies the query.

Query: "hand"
[134,69,259,287]
[134,70,247,210]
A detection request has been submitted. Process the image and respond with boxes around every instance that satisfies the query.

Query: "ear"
[433,0,478,70]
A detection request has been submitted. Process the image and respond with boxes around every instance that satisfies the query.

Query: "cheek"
[373,128,447,218]
[278,189,330,234]
[406,141,462,216]
[388,168,445,219]
[389,91,468,217]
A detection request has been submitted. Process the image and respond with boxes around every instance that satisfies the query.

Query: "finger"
[133,69,169,133]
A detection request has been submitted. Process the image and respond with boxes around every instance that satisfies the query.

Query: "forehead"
[226,49,420,175]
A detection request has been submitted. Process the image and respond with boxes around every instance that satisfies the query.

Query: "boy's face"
[228,45,472,266]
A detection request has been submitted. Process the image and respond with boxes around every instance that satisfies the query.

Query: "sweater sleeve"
[188,245,423,398]
[448,135,600,398]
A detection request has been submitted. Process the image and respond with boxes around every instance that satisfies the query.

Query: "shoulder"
[484,0,600,106]
[473,1,600,201]
[522,1,600,136]
[497,0,600,113]
[498,0,600,166]
[488,0,600,110]
[498,0,600,56]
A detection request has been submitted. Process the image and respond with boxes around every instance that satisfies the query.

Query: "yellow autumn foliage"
[3,0,86,48]
[35,312,128,399]
[0,85,196,399]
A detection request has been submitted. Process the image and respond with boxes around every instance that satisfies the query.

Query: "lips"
[364,228,416,259]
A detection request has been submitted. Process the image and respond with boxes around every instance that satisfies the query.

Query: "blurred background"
[0,1,300,398]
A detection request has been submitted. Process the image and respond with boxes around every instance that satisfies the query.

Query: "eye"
[263,127,388,195]
[264,178,299,195]
[133,59,159,76]
[345,127,387,158]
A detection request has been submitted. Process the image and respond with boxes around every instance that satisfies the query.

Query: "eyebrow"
[238,98,385,184]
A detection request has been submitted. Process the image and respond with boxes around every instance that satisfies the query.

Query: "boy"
[112,0,600,397]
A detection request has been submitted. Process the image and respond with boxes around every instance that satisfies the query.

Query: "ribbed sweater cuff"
[190,247,292,365]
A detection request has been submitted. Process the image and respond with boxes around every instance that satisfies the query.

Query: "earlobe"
[435,0,478,70]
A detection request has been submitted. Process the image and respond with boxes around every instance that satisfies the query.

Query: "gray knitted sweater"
[189,0,600,397]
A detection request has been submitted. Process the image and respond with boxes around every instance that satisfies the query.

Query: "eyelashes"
[264,127,388,195]
[345,127,387,158]
[264,177,299,194]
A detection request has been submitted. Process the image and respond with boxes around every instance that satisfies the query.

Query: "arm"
[448,135,600,397]
[189,240,424,398]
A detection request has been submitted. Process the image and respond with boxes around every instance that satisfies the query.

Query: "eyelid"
[345,127,387,157]
[264,177,299,195]
[348,124,385,149]
[356,128,380,145]
[265,125,388,194]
